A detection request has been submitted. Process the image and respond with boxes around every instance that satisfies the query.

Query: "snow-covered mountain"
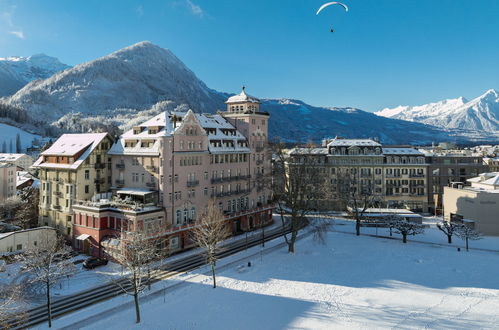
[0,54,70,97]
[376,89,499,132]
[4,41,227,121]
[0,41,494,145]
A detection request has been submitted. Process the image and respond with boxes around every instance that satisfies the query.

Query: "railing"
[116,163,125,169]
[187,180,199,187]
[409,174,425,178]
[94,178,105,184]
[146,182,156,188]
[53,205,61,210]
[115,179,125,186]
[94,163,106,169]
[255,146,264,152]
[211,175,250,184]
[256,160,263,165]
[53,191,63,197]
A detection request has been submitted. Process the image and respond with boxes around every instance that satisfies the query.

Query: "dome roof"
[226,87,260,104]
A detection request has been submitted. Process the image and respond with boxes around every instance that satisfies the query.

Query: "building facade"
[32,133,114,237]
[0,162,16,202]
[0,227,56,254]
[70,89,273,257]
[425,153,488,214]
[287,139,429,212]
[443,172,499,236]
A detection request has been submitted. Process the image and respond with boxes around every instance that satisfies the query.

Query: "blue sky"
[0,0,498,111]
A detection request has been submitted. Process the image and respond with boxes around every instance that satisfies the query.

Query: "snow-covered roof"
[0,163,15,168]
[288,147,328,155]
[33,133,109,170]
[382,148,424,156]
[0,153,30,162]
[467,172,499,185]
[110,110,250,156]
[41,133,108,156]
[225,88,260,104]
[327,139,381,147]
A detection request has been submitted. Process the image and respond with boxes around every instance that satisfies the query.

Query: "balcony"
[211,177,224,184]
[53,205,61,210]
[115,179,125,186]
[53,191,63,197]
[187,180,199,187]
[94,178,105,184]
[409,174,425,178]
[94,163,106,169]
[255,146,264,152]
[256,160,263,165]
[146,182,156,188]
[116,163,125,170]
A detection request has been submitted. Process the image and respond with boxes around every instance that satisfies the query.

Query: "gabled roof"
[0,153,31,162]
[33,133,109,170]
[41,133,108,156]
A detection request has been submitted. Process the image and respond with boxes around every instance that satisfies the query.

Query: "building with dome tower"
[67,88,273,257]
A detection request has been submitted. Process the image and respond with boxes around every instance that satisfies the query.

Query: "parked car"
[82,257,108,269]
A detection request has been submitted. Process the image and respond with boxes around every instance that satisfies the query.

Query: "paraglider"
[316,2,349,32]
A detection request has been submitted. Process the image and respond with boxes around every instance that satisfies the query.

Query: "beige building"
[32,133,114,236]
[0,226,56,254]
[287,139,429,212]
[443,172,499,236]
[71,88,273,256]
[0,162,16,202]
[0,153,34,170]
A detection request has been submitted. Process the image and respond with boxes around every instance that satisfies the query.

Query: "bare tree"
[0,196,22,222]
[191,200,229,288]
[272,142,330,253]
[455,224,481,251]
[16,236,75,328]
[0,284,26,329]
[112,230,167,324]
[12,187,39,229]
[392,219,425,243]
[338,170,380,236]
[437,221,458,244]
[384,214,403,237]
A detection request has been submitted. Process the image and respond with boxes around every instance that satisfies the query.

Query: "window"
[85,185,89,194]
[84,170,90,180]
[16,244,22,250]
[132,158,140,166]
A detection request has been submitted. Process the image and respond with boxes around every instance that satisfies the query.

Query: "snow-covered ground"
[0,123,41,152]
[33,217,499,330]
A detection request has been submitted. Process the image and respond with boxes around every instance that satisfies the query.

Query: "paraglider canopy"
[316,2,349,15]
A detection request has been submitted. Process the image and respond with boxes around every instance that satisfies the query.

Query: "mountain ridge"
[375,89,499,132]
[1,41,497,145]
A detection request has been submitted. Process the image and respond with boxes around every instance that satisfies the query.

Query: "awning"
[116,188,154,197]
[76,234,90,240]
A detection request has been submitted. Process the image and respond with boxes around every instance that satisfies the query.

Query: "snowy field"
[0,123,41,152]
[37,218,499,330]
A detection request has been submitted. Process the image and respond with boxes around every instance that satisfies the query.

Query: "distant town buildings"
[0,153,33,170]
[443,172,499,236]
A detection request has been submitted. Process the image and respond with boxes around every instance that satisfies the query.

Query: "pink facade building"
[72,89,273,256]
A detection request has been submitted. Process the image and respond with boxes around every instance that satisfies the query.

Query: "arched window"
[183,209,188,223]
[190,207,196,221]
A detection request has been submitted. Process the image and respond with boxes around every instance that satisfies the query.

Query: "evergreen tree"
[15,133,21,153]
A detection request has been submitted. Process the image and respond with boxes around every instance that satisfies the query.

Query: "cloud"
[135,5,144,17]
[9,30,24,39]
[185,0,204,18]
[0,4,25,39]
